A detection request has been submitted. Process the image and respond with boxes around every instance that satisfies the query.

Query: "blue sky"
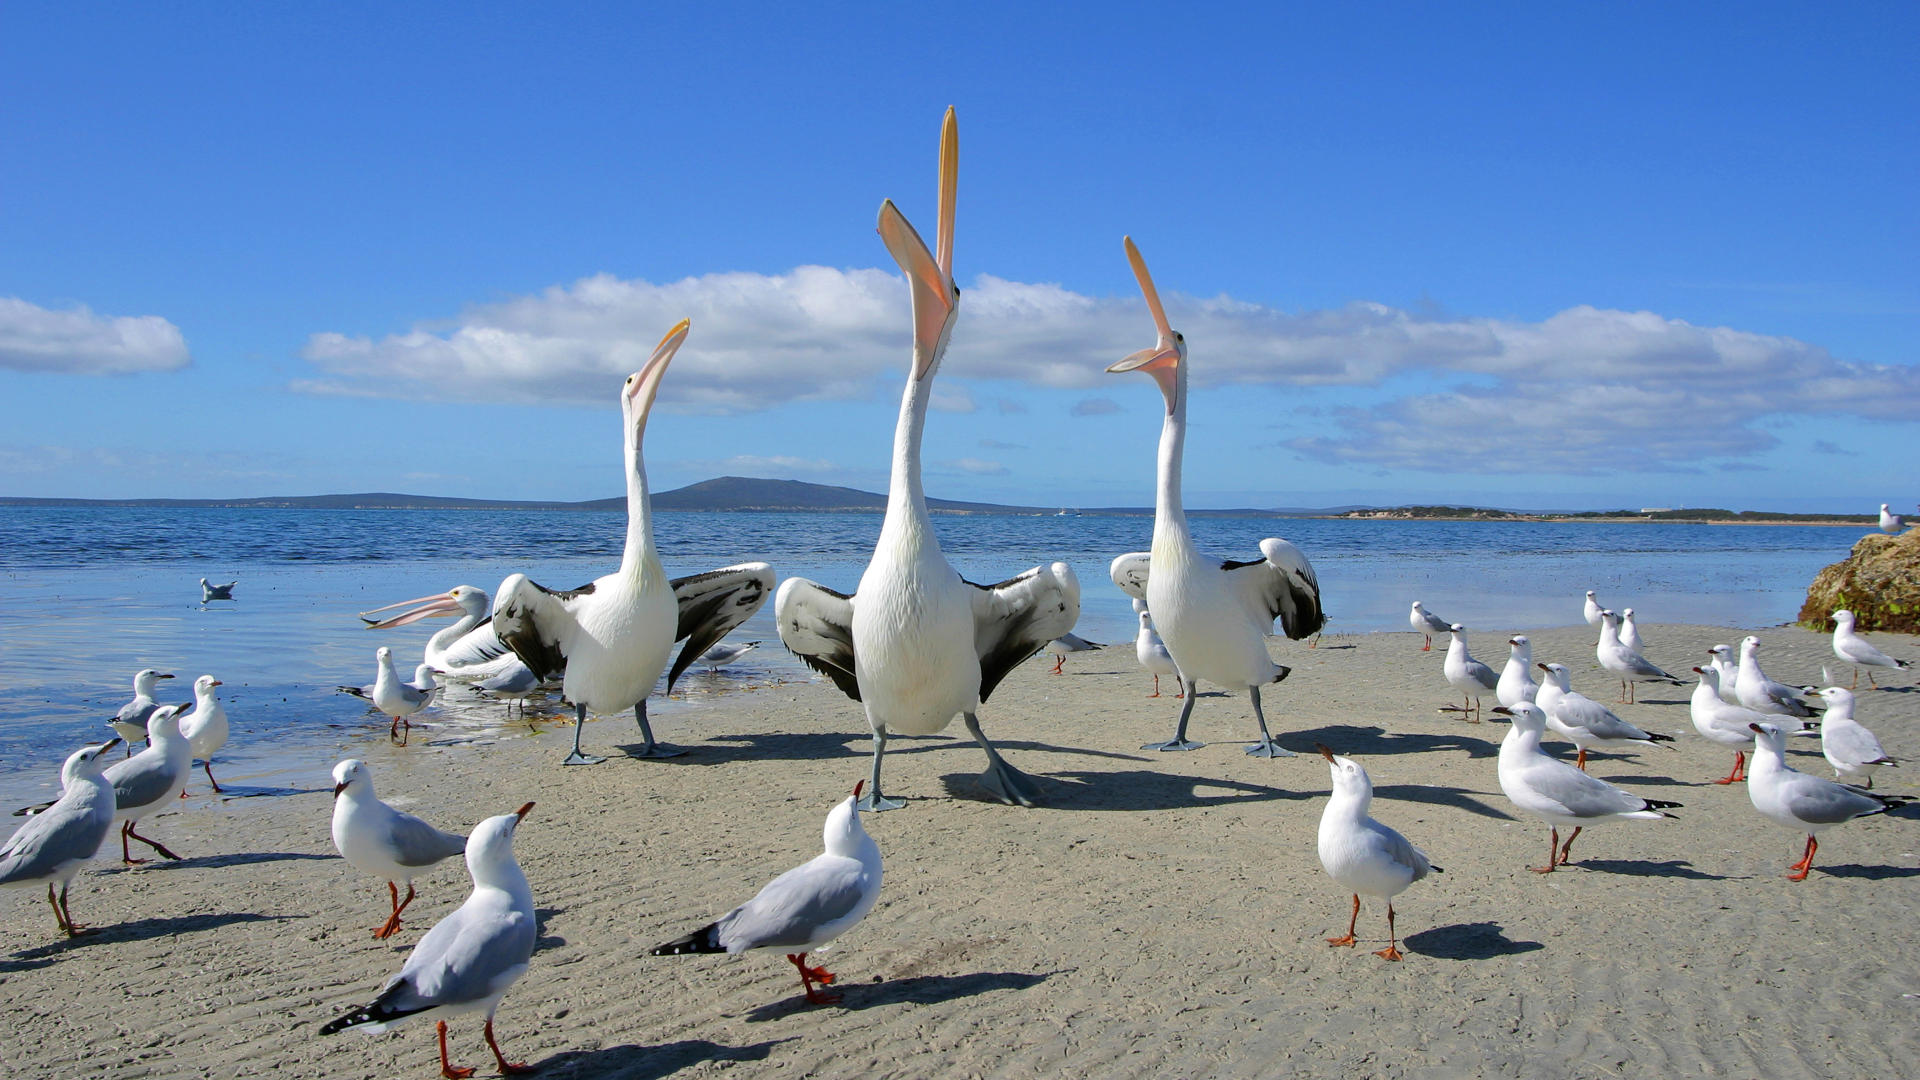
[1,4,1914,511]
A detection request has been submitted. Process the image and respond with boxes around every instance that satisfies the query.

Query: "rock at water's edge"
[1800,528,1920,634]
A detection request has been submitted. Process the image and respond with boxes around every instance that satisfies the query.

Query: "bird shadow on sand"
[1291,724,1503,760]
[1572,858,1726,880]
[1592,772,1693,787]
[695,732,1143,770]
[212,785,330,801]
[1402,922,1543,961]
[1813,863,1920,880]
[97,850,335,874]
[745,970,1056,1022]
[534,1037,791,1080]
[1371,784,1515,821]
[4,911,298,968]
[971,768,1314,812]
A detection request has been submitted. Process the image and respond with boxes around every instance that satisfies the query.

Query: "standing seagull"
[1535,663,1676,770]
[1618,608,1646,653]
[1597,610,1682,704]
[177,675,229,795]
[1104,236,1324,756]
[108,668,175,748]
[651,781,882,1003]
[774,109,1079,808]
[199,578,236,602]
[1878,503,1909,533]
[1830,609,1910,689]
[1134,609,1182,698]
[1496,635,1538,708]
[329,759,469,939]
[492,324,775,766]
[1583,591,1604,627]
[1747,723,1911,881]
[1408,601,1451,651]
[694,640,761,673]
[1316,747,1439,961]
[1688,666,1777,784]
[0,739,121,937]
[1813,687,1898,789]
[1439,625,1499,723]
[336,647,437,741]
[1706,644,1742,702]
[320,802,537,1078]
[1045,632,1102,675]
[1735,636,1819,719]
[103,703,192,863]
[1494,703,1680,872]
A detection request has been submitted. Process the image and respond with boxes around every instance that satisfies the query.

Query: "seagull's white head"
[1317,745,1373,800]
[1831,609,1856,629]
[63,739,121,784]
[1410,601,1426,613]
[1536,662,1572,690]
[1585,590,1596,599]
[467,802,534,880]
[412,665,438,688]
[1495,701,1547,733]
[147,703,187,741]
[1708,643,1732,660]
[823,780,875,857]
[133,669,174,695]
[1508,635,1530,654]
[376,645,394,665]
[1748,721,1786,755]
[1622,607,1636,619]
[1816,686,1855,713]
[877,107,960,382]
[1691,665,1719,689]
[1107,235,1186,415]
[192,674,222,702]
[331,758,370,799]
[1599,609,1618,625]
[1449,623,1466,635]
[1740,636,1761,657]
[623,318,692,444]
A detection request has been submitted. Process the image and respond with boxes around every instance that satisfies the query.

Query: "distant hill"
[649,476,1054,514]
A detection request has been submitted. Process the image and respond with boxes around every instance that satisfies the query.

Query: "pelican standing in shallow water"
[775,109,1080,810]
[492,322,774,765]
[1105,237,1325,756]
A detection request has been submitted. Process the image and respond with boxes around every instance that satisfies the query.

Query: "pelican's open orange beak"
[360,591,464,629]
[626,318,691,421]
[877,107,958,380]
[1106,236,1181,413]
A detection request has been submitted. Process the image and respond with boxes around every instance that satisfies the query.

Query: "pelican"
[775,108,1080,810]
[1105,237,1325,756]
[359,585,516,676]
[491,321,774,765]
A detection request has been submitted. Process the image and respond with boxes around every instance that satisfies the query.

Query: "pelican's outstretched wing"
[1109,552,1150,601]
[491,574,595,682]
[774,578,861,702]
[968,561,1081,701]
[666,562,776,691]
[1224,537,1325,640]
[438,619,511,669]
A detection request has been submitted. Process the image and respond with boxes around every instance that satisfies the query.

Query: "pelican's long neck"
[1151,390,1192,554]
[620,420,662,584]
[879,368,939,557]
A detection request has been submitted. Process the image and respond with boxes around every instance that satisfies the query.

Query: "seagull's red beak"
[514,802,535,820]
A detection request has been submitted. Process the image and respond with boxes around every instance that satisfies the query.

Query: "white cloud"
[943,457,1008,476]
[0,298,190,374]
[297,268,1920,474]
[1071,396,1123,417]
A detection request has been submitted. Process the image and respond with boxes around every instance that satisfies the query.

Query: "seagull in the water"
[1316,747,1439,962]
[104,704,192,863]
[1830,609,1910,689]
[1494,703,1681,873]
[1746,722,1911,881]
[199,578,236,602]
[329,759,470,939]
[1440,625,1498,723]
[1812,687,1898,789]
[336,647,437,741]
[694,640,761,673]
[320,802,536,1079]
[0,739,121,937]
[651,781,881,1003]
[108,668,175,749]
[1409,601,1451,651]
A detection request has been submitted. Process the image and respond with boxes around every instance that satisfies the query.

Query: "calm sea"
[0,507,1861,804]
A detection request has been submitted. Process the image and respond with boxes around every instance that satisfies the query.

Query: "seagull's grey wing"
[1419,611,1452,634]
[1361,819,1434,881]
[1464,660,1498,692]
[1525,761,1656,818]
[1052,632,1100,651]
[386,812,467,868]
[1616,650,1678,680]
[1109,552,1150,601]
[774,577,860,702]
[1839,637,1897,666]
[1223,538,1326,640]
[716,856,870,952]
[665,562,775,692]
[1759,680,1818,717]
[1778,773,1894,825]
[1559,696,1649,740]
[968,562,1081,702]
[0,796,112,883]
[1826,724,1891,767]
[391,898,536,1011]
[115,698,157,728]
[106,755,178,811]
[335,682,376,701]
[491,573,587,682]
[478,662,540,696]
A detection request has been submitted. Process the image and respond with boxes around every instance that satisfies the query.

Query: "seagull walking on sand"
[1583,591,1604,627]
[0,739,121,937]
[1440,625,1498,722]
[177,675,228,795]
[1534,663,1676,770]
[1618,608,1646,653]
[330,760,470,939]
[1494,703,1680,873]
[1045,632,1101,675]
[1746,722,1911,881]
[1597,610,1682,703]
[1688,666,1781,784]
[694,640,761,673]
[336,647,437,741]
[1830,609,1910,689]
[1496,635,1538,708]
[108,668,175,748]
[652,781,881,1004]
[1134,609,1182,698]
[320,802,537,1078]
[1735,637,1819,719]
[1706,644,1742,702]
[1812,687,1898,789]
[1409,601,1451,651]
[1316,747,1439,962]
[104,703,192,863]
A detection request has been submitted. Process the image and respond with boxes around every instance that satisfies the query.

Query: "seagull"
[103,703,192,863]
[1688,666,1780,784]
[1746,722,1912,881]
[651,781,881,1003]
[329,759,469,939]
[695,640,761,673]
[0,739,121,937]
[320,802,537,1079]
[1735,636,1819,719]
[1879,503,1909,533]
[177,674,229,795]
[336,647,436,741]
[1830,609,1910,689]
[1440,625,1498,723]
[1493,702,1681,872]
[1103,236,1324,757]
[1316,747,1439,962]
[1618,608,1645,653]
[774,109,1079,808]
[466,663,543,718]
[107,668,175,748]
[1496,635,1538,708]
[491,325,775,766]
[1134,610,1182,698]
[1535,662,1677,770]
[1045,632,1101,675]
[1583,590,1604,626]
[1408,601,1451,651]
[199,578,236,602]
[1596,610,1683,703]
[1813,687,1898,789]
[1706,644,1742,702]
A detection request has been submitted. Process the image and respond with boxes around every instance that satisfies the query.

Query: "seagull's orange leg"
[1713,751,1746,785]
[1050,656,1064,675]
[1149,675,1161,698]
[1573,748,1588,771]
[374,881,416,938]
[1787,835,1818,881]
[483,1018,532,1075]
[1531,827,1560,873]
[1372,903,1404,961]
[437,1020,475,1079]
[787,952,840,1004]
[1421,636,1432,651]
[1556,826,1583,867]
[1325,893,1360,947]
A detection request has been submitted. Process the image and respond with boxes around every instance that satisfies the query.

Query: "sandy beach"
[2,620,1915,1080]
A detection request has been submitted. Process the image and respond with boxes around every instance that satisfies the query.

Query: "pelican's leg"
[628,700,685,759]
[965,712,1039,807]
[860,722,905,812]
[562,702,605,766]
[1143,678,1205,751]
[1244,685,1295,757]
